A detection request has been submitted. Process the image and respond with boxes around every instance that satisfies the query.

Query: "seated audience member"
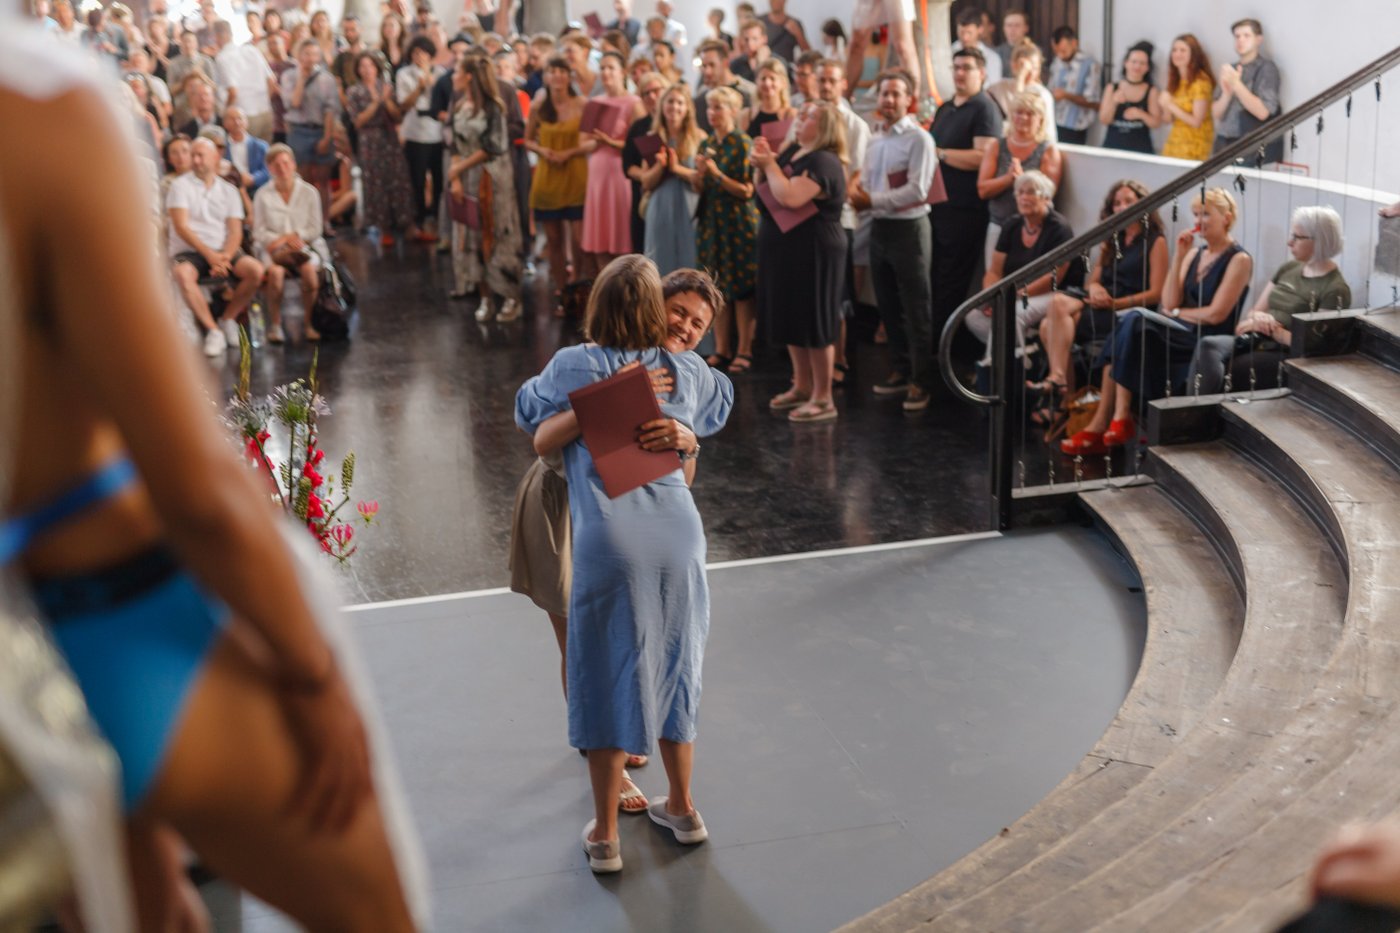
[977,90,1062,266]
[951,8,1003,83]
[253,143,328,343]
[180,72,222,138]
[1035,180,1168,399]
[124,72,165,153]
[986,40,1057,143]
[168,137,266,356]
[1211,17,1282,160]
[1199,205,1349,393]
[1045,26,1100,145]
[965,170,1074,359]
[1100,41,1160,154]
[161,133,193,201]
[1310,821,1400,913]
[126,48,173,130]
[1062,187,1250,455]
[1160,33,1215,161]
[50,0,84,44]
[224,106,270,193]
[198,125,254,217]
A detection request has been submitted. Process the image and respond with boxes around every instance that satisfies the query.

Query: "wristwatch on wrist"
[679,443,701,462]
[1169,307,1181,318]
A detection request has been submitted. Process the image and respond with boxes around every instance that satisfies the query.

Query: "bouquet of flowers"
[225,329,380,562]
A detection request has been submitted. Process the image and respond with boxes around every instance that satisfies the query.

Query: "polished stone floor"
[215,233,993,604]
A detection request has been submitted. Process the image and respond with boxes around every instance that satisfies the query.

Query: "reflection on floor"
[210,529,1144,932]
[215,234,991,604]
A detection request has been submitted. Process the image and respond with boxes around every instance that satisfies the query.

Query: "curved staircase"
[841,309,1400,931]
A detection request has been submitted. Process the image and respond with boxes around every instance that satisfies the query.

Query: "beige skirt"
[508,457,571,616]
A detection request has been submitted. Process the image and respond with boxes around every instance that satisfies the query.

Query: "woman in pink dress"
[580,51,645,277]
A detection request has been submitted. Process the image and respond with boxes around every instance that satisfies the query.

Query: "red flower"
[306,494,325,519]
[309,448,326,466]
[330,524,354,547]
[243,429,271,465]
[304,466,324,489]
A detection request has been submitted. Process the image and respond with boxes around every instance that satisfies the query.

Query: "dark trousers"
[1057,126,1089,145]
[870,216,934,390]
[1103,310,1199,406]
[404,140,444,226]
[929,204,989,339]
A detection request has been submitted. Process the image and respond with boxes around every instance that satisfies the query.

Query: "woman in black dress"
[753,100,849,423]
[622,73,667,254]
[741,58,797,144]
[1099,42,1161,154]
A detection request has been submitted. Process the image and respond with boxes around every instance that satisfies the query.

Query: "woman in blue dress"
[639,85,704,275]
[515,256,734,873]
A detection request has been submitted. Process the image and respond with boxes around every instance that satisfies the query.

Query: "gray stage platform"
[217,527,1144,932]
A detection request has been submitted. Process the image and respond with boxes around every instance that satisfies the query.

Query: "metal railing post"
[989,287,1016,529]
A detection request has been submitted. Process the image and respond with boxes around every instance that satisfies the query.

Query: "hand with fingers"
[636,417,696,455]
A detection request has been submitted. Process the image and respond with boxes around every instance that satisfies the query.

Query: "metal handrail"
[938,44,1400,407]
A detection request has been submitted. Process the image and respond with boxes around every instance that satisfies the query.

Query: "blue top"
[0,457,137,565]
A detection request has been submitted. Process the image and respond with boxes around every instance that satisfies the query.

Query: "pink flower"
[330,524,354,547]
[357,500,380,523]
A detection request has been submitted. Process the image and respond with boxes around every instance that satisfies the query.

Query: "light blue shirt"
[862,114,936,220]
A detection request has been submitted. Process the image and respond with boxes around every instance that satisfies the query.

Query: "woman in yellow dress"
[525,55,589,313]
[1160,34,1215,160]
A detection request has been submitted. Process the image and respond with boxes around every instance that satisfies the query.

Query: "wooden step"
[1356,308,1400,371]
[1076,395,1400,930]
[1287,353,1400,469]
[843,444,1348,932]
[836,487,1243,932]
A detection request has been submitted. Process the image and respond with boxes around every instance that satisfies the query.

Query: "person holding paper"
[740,57,796,144]
[1062,187,1251,456]
[849,68,937,412]
[525,55,588,314]
[754,100,849,423]
[695,87,760,374]
[622,73,667,253]
[515,256,733,874]
[580,51,645,277]
[640,85,704,275]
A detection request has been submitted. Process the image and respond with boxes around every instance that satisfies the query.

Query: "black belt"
[29,544,181,622]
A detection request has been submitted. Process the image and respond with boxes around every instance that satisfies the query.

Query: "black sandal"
[1026,378,1068,398]
[728,354,754,373]
[706,354,733,370]
[832,362,850,388]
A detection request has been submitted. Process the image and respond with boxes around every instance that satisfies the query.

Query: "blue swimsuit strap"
[0,456,138,566]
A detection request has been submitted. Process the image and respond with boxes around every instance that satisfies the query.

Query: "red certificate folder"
[583,12,605,38]
[756,178,817,233]
[759,118,793,146]
[580,97,630,137]
[568,365,680,498]
[633,133,664,161]
[887,164,949,206]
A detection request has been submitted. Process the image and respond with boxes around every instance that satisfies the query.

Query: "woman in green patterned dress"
[694,86,760,373]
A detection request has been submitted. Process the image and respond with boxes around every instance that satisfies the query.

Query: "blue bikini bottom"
[30,545,229,811]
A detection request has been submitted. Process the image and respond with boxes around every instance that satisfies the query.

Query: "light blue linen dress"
[515,344,734,753]
[643,149,700,275]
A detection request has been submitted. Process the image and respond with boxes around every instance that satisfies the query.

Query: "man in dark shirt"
[1212,17,1283,162]
[759,0,808,64]
[695,39,755,133]
[929,46,1002,338]
[607,0,642,46]
[730,18,792,85]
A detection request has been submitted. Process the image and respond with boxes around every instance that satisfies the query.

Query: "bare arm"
[1180,252,1252,326]
[762,162,822,209]
[975,139,1011,200]
[941,135,994,172]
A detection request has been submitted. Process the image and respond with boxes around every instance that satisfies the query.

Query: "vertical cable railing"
[939,46,1400,530]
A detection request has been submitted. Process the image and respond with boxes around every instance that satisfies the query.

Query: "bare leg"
[710,298,734,359]
[834,318,849,370]
[585,748,627,842]
[888,19,922,97]
[656,738,694,816]
[225,256,265,320]
[808,343,836,405]
[548,612,567,699]
[125,817,210,932]
[735,297,756,359]
[788,345,813,395]
[263,264,285,329]
[1039,294,1082,388]
[298,260,321,340]
[844,30,870,101]
[541,219,566,298]
[1081,368,1119,434]
[143,634,415,932]
[565,219,585,279]
[174,262,219,331]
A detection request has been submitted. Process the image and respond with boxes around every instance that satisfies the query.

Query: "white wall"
[1057,144,1397,310]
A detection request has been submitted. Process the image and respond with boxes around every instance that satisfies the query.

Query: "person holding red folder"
[515,258,733,874]
[753,100,849,423]
[579,52,645,277]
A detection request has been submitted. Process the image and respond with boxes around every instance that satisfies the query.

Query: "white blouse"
[251,176,325,256]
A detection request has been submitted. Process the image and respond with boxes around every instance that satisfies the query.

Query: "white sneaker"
[221,318,240,347]
[266,323,286,344]
[474,300,495,322]
[496,298,521,322]
[202,327,228,357]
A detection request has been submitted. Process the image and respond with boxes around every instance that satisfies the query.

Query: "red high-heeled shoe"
[1061,430,1107,456]
[1104,417,1137,447]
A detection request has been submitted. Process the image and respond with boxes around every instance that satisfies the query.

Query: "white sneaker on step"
[202,327,228,357]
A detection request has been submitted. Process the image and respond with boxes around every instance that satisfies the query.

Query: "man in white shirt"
[167,137,265,355]
[51,0,84,44]
[848,69,937,412]
[252,143,327,343]
[212,18,277,140]
[655,0,686,51]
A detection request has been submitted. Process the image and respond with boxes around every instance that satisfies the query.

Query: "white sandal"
[619,771,649,813]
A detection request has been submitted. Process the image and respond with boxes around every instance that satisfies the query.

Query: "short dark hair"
[955,9,983,28]
[661,268,723,325]
[651,38,675,55]
[697,38,729,59]
[951,46,986,68]
[1003,8,1028,24]
[796,49,825,69]
[875,68,916,96]
[406,34,437,58]
[1051,26,1077,43]
[1231,18,1263,36]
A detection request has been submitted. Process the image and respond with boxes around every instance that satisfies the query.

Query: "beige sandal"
[769,387,811,411]
[789,400,838,423]
[620,771,649,813]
